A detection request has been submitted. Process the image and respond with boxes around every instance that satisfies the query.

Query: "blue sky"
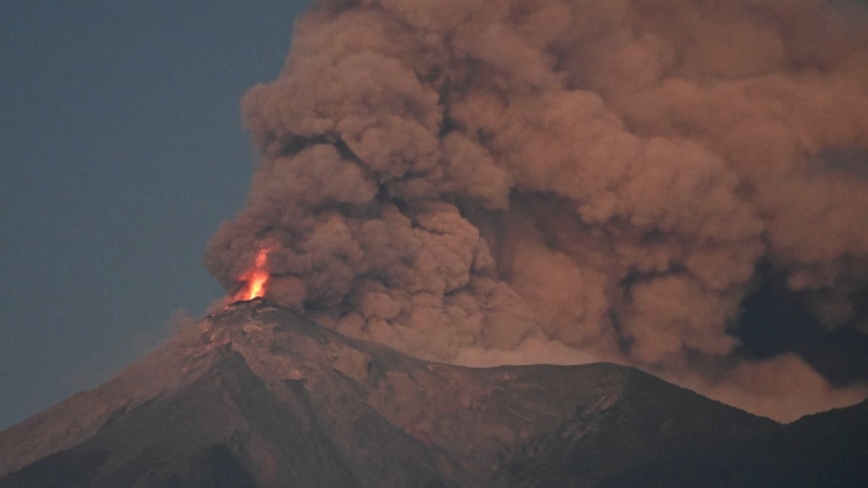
[0,1,312,430]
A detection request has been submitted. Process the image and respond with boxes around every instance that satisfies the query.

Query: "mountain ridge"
[1,299,862,487]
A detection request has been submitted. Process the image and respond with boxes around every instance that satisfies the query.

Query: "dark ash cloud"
[205,0,868,421]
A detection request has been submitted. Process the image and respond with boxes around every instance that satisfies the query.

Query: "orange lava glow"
[235,249,270,301]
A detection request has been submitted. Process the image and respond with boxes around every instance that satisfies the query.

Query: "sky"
[0,0,312,431]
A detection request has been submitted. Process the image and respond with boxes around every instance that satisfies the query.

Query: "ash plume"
[205,0,868,420]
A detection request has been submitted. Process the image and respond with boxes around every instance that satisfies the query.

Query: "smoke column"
[205,0,868,421]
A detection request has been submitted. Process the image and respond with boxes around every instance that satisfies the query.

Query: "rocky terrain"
[0,299,864,487]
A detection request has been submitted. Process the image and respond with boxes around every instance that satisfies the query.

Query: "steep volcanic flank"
[0,300,782,487]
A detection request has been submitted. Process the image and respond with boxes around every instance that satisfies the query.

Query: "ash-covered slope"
[598,398,868,488]
[0,300,808,487]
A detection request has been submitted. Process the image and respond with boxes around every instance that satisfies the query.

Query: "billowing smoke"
[205,0,868,420]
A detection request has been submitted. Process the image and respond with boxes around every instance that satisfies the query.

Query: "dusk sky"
[1,1,312,430]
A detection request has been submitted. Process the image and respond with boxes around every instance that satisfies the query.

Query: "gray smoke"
[205,0,868,420]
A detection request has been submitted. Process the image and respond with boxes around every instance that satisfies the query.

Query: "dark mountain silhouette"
[0,300,864,487]
[597,398,868,488]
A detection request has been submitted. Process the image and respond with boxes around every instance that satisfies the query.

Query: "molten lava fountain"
[235,249,269,301]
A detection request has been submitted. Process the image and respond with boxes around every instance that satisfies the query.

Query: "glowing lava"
[235,249,270,301]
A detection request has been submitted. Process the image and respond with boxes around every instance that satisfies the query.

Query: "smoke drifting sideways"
[205,0,868,421]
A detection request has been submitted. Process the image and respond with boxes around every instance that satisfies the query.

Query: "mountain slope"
[2,299,853,487]
[598,398,868,488]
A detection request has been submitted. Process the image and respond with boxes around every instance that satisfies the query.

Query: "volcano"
[0,299,866,487]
